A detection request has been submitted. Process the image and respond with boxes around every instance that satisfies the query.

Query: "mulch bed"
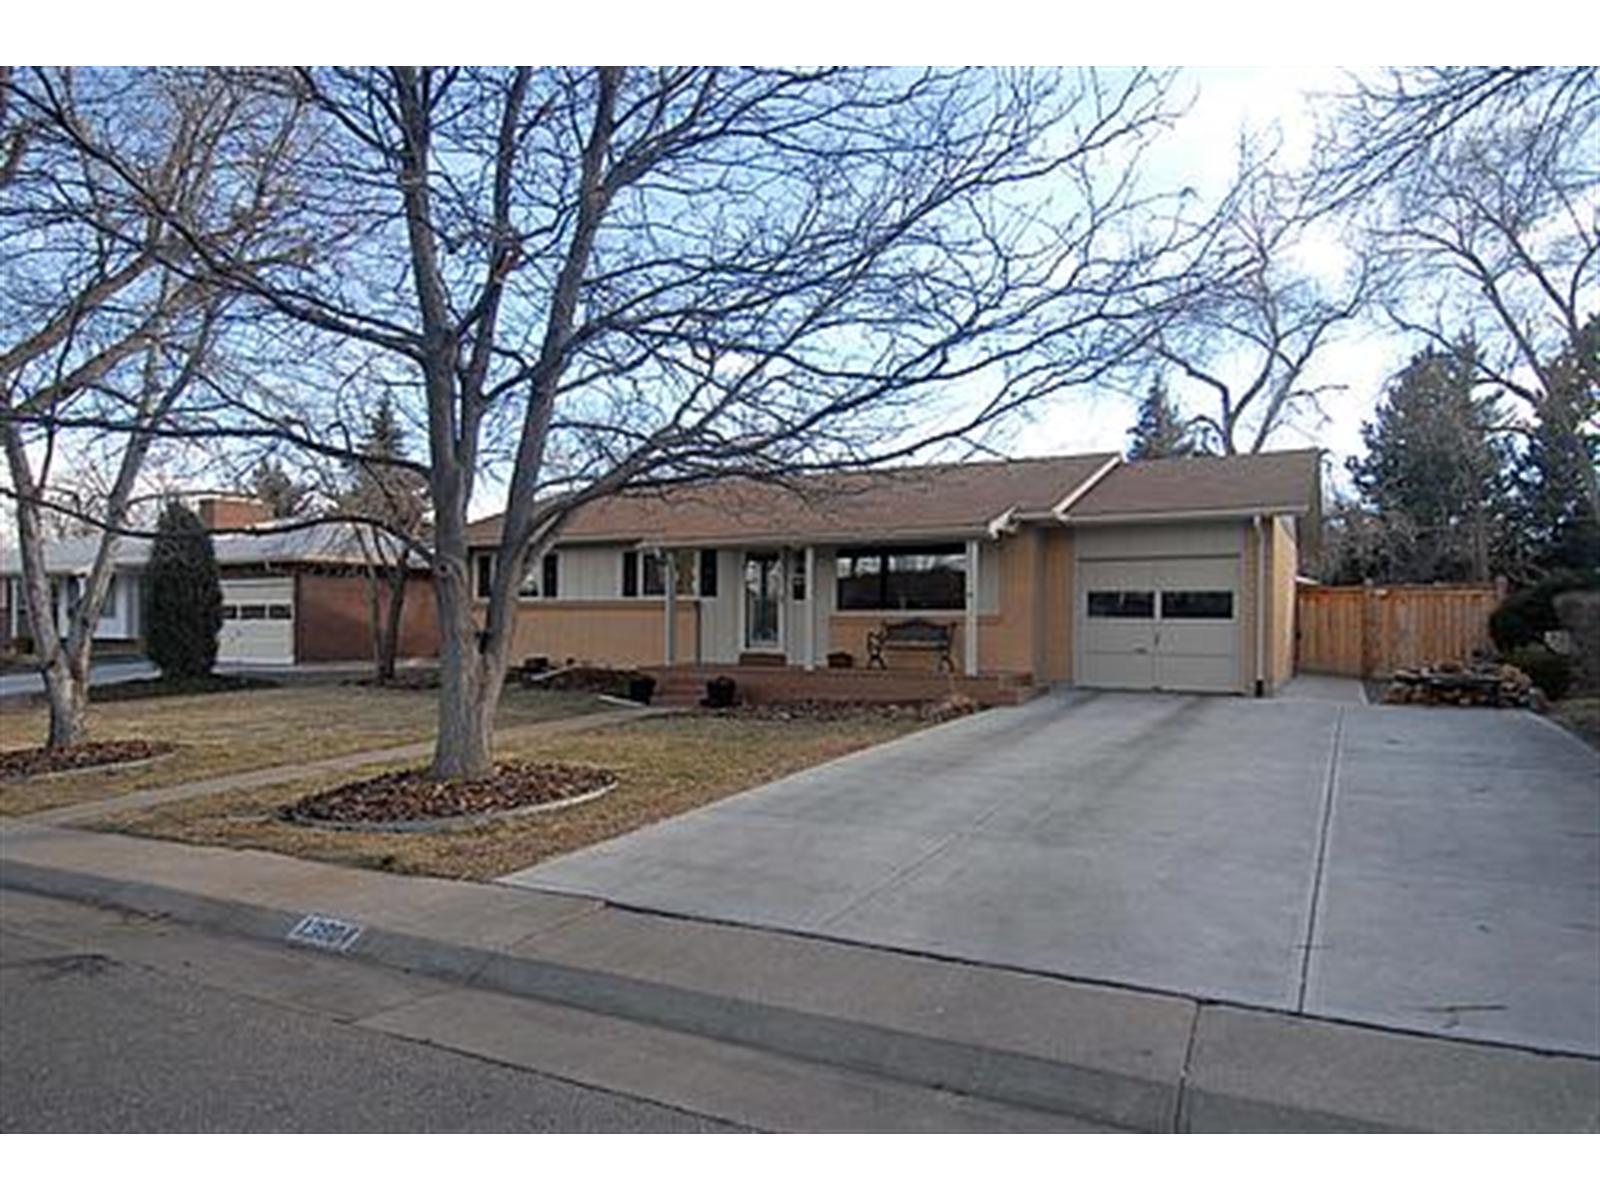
[280,761,617,828]
[0,739,176,782]
[691,696,982,723]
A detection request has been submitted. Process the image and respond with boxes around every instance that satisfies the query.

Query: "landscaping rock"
[1381,661,1545,710]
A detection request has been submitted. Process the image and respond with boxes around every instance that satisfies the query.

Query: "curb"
[0,857,1173,1132]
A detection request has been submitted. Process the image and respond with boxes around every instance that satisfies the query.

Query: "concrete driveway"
[503,687,1600,1056]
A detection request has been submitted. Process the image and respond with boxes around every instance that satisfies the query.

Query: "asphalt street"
[0,913,734,1133]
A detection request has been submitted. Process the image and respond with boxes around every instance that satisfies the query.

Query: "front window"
[836,544,966,611]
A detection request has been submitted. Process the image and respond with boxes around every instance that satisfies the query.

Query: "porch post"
[803,544,817,670]
[964,538,980,677]
[662,551,677,667]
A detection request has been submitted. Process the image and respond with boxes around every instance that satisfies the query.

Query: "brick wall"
[294,571,440,662]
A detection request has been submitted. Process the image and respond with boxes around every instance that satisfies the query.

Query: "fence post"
[1360,583,1379,679]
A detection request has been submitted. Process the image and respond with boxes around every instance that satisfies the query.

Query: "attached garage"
[218,577,295,665]
[1075,523,1245,694]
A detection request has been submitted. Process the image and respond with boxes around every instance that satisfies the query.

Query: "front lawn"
[82,711,925,881]
[0,684,605,818]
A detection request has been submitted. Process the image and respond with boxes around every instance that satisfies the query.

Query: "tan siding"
[1040,528,1073,682]
[493,599,698,668]
[1269,515,1298,687]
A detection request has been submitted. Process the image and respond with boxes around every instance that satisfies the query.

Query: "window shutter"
[622,551,639,597]
[542,553,559,599]
[698,549,718,598]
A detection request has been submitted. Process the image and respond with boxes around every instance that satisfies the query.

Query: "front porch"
[646,662,1042,708]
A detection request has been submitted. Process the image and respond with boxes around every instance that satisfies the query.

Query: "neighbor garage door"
[1077,525,1242,694]
[218,578,294,665]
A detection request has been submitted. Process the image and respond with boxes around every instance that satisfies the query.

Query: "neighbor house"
[0,497,439,667]
[465,449,1321,699]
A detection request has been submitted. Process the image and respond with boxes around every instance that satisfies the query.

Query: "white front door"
[219,578,295,665]
[1079,556,1240,693]
[742,552,783,651]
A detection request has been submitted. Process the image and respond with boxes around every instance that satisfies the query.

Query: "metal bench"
[866,618,956,672]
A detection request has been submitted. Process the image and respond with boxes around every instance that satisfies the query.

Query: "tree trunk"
[42,645,90,749]
[363,562,383,681]
[430,558,500,779]
[378,561,407,683]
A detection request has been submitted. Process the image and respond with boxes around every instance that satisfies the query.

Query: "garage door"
[1079,556,1240,693]
[218,578,294,665]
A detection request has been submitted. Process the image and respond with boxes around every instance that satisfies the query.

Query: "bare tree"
[1317,67,1599,524]
[19,67,1214,778]
[1150,157,1374,454]
[1,68,303,746]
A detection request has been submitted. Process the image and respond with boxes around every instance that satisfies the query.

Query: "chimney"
[197,496,274,531]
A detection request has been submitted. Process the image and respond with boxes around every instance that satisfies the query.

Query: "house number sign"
[287,913,364,953]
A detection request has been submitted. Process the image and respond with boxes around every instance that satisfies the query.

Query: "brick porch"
[646,663,1042,708]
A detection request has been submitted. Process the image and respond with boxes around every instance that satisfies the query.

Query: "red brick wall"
[198,496,274,530]
[294,572,440,662]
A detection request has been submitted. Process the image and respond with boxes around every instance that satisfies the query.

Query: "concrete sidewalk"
[2,819,1595,1132]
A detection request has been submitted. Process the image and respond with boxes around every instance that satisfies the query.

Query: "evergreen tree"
[1126,376,1197,460]
[1517,317,1600,572]
[1348,340,1515,582]
[145,501,223,679]
[251,458,312,519]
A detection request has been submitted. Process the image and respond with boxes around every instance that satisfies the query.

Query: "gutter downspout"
[1253,515,1266,698]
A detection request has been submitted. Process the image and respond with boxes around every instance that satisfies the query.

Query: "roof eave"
[1050,455,1122,521]
[1061,504,1311,525]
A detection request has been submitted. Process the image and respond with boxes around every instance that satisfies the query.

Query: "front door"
[743,552,783,651]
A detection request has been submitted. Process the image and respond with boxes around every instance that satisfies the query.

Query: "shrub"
[1504,646,1574,701]
[146,501,223,679]
[1489,569,1600,653]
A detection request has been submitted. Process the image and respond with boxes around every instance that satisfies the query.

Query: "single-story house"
[465,448,1321,697]
[0,497,439,666]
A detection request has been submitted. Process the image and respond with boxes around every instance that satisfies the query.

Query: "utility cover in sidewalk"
[287,913,364,953]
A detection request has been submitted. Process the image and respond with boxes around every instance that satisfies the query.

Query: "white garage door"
[1079,556,1240,693]
[219,578,295,665]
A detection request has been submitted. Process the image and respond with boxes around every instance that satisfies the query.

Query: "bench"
[866,619,956,673]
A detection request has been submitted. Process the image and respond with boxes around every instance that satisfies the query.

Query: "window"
[518,553,560,599]
[625,549,694,597]
[267,603,292,620]
[791,551,806,602]
[100,579,117,619]
[1161,590,1233,620]
[239,604,268,620]
[475,554,493,599]
[698,549,718,598]
[836,544,966,611]
[642,553,666,596]
[221,604,239,621]
[1087,590,1155,619]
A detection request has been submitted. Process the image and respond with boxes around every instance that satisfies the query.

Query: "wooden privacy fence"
[1296,582,1505,678]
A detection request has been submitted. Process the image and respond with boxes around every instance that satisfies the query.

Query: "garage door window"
[267,604,292,620]
[1087,590,1154,618]
[1161,590,1233,620]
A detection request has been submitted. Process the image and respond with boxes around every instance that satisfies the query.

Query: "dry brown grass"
[0,684,603,817]
[83,713,918,880]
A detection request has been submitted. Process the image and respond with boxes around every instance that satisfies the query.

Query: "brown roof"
[467,454,1116,547]
[465,448,1322,547]
[1065,449,1322,519]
